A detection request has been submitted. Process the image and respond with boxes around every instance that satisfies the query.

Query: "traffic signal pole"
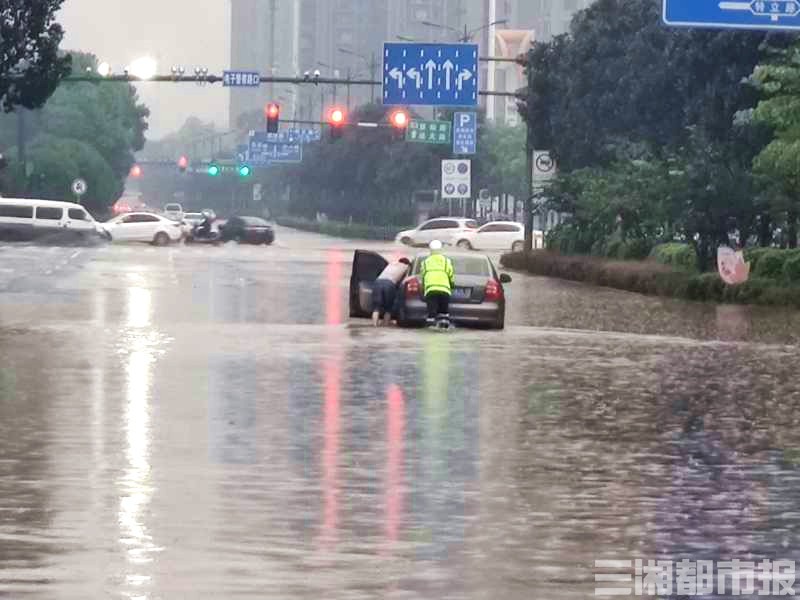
[523,49,535,253]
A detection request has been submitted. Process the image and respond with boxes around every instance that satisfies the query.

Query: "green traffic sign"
[406,119,452,144]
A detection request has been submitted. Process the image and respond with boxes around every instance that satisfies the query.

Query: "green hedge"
[650,243,697,271]
[275,216,407,241]
[500,250,800,308]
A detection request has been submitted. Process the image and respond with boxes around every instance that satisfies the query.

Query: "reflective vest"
[421,253,455,296]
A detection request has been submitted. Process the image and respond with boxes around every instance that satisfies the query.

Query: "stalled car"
[350,249,511,329]
[220,216,275,245]
[101,212,183,245]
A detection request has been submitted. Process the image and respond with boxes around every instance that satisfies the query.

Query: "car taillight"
[405,277,421,298]
[485,279,503,301]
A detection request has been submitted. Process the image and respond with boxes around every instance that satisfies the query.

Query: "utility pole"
[268,0,277,101]
[524,48,535,252]
[369,52,377,103]
[346,68,352,111]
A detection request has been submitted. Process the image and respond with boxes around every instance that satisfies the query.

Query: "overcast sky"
[58,0,231,139]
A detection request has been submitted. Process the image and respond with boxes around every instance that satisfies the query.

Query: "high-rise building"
[229,0,300,130]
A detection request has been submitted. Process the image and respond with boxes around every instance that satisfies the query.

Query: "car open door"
[349,250,388,318]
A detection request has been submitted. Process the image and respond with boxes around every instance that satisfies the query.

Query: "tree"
[0,1,71,111]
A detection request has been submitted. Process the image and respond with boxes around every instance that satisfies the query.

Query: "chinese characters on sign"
[222,71,261,87]
[594,559,796,596]
[406,120,452,144]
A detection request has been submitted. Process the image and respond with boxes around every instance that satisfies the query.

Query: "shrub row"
[743,247,800,282]
[500,250,800,308]
[650,243,697,271]
[275,216,406,241]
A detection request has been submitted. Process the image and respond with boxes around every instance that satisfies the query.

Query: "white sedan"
[453,221,544,252]
[395,217,479,247]
[101,212,184,245]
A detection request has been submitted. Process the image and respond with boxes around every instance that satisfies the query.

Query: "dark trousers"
[371,279,397,318]
[425,292,450,319]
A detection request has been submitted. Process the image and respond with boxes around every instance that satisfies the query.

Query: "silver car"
[349,250,511,329]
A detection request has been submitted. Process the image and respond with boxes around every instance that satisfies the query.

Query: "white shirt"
[377,262,408,284]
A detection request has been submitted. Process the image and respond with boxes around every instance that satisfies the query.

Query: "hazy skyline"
[58,0,231,139]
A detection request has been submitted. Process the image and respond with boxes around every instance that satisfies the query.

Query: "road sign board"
[453,112,477,155]
[663,0,800,30]
[71,178,87,196]
[383,42,479,107]
[223,70,261,87]
[249,132,302,164]
[442,159,471,199]
[533,151,556,181]
[406,119,452,144]
[288,128,322,143]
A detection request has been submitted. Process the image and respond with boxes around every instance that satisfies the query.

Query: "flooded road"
[1,227,800,599]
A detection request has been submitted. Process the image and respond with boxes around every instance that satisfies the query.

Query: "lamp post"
[338,48,378,103]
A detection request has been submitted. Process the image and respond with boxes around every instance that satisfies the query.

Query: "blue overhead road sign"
[664,0,800,30]
[249,132,302,165]
[223,70,261,87]
[383,42,479,107]
[453,112,477,155]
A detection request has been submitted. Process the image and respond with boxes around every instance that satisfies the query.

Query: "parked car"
[220,216,275,245]
[349,249,511,329]
[453,221,544,252]
[395,217,478,247]
[0,198,104,242]
[101,212,183,245]
[163,203,184,221]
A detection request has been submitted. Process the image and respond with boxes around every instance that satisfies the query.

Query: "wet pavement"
[1,226,800,599]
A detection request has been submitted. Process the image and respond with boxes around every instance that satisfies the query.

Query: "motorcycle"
[185,221,222,245]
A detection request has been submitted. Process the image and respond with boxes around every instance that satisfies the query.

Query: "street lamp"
[97,62,112,77]
[128,56,158,80]
[420,19,508,42]
[338,47,378,103]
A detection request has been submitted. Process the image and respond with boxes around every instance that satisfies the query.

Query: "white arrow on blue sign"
[383,43,479,107]
[664,0,800,30]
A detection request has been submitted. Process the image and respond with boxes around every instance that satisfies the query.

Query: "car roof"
[481,221,522,226]
[0,198,85,208]
[118,211,164,218]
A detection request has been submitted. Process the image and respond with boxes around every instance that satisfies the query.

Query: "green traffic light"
[208,164,220,177]
[238,165,251,177]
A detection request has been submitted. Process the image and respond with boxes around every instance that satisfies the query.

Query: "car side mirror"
[499,273,512,284]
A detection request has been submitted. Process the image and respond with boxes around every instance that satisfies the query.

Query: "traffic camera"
[266,103,280,133]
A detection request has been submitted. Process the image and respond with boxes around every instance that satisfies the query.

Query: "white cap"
[429,240,443,251]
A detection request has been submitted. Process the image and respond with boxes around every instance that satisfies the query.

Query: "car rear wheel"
[153,232,170,246]
[400,236,412,246]
[457,239,472,250]
[512,241,524,253]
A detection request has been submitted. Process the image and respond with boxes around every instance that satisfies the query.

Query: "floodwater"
[1,227,799,599]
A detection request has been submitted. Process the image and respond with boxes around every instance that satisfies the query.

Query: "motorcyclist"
[196,210,214,238]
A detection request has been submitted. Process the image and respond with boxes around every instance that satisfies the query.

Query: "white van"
[0,198,102,242]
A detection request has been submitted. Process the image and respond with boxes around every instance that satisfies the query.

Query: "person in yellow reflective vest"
[420,240,455,324]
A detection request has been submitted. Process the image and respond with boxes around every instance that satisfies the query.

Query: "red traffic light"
[130,164,142,178]
[390,110,409,128]
[266,103,280,119]
[178,155,188,170]
[329,107,346,124]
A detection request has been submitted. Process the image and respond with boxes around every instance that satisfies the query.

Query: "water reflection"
[118,280,161,598]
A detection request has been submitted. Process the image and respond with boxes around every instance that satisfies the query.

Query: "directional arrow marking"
[456,69,473,91]
[442,60,455,91]
[425,60,437,90]
[389,67,405,89]
[407,67,422,89]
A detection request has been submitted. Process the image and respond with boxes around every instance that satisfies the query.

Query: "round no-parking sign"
[71,178,87,196]
[533,151,556,180]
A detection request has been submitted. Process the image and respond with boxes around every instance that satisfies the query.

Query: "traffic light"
[238,164,252,178]
[389,109,409,140]
[266,102,280,133]
[207,163,220,177]
[328,106,346,141]
[178,155,188,172]
[130,164,142,178]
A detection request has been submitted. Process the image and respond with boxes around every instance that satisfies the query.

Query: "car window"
[241,217,268,226]
[464,220,479,229]
[418,220,440,231]
[35,206,63,220]
[426,220,457,230]
[68,208,89,220]
[479,224,501,233]
[123,214,159,224]
[0,204,33,218]
[499,224,521,232]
